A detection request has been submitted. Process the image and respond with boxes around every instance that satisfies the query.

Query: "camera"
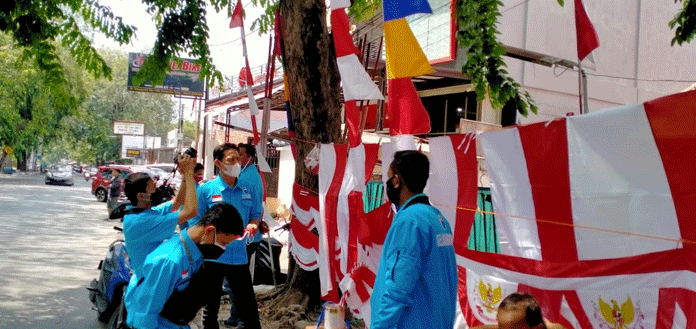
[174,147,197,165]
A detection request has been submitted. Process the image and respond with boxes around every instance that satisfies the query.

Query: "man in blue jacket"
[371,150,458,329]
[125,202,244,329]
[190,143,263,329]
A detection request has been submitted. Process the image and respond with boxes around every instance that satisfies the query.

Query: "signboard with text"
[126,149,141,158]
[127,53,204,97]
[114,121,145,135]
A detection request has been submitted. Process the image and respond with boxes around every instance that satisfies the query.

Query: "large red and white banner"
[292,91,696,328]
[458,90,696,329]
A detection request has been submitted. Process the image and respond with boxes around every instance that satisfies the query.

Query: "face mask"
[386,176,401,206]
[194,175,204,183]
[197,231,226,259]
[149,187,166,206]
[222,163,241,177]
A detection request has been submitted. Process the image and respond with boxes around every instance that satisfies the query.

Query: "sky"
[92,0,272,121]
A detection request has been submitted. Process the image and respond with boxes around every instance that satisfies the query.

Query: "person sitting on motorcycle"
[122,154,198,279]
[125,202,243,329]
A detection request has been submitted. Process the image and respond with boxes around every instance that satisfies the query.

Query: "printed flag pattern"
[457,90,696,329]
[289,183,320,270]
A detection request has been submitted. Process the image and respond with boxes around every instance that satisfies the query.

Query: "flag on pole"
[230,0,260,144]
[387,77,431,135]
[329,5,384,147]
[574,0,599,61]
[382,0,432,21]
[384,18,433,79]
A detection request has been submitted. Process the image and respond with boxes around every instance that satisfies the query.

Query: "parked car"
[83,166,98,181]
[91,165,131,202]
[45,165,74,186]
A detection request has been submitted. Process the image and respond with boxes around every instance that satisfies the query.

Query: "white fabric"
[479,128,542,260]
[336,54,384,101]
[381,135,417,186]
[336,146,364,276]
[318,144,338,298]
[255,144,272,173]
[428,136,461,236]
[560,295,581,329]
[329,0,352,10]
[457,254,696,327]
[566,104,682,260]
[246,86,260,116]
[673,303,687,329]
[289,195,319,271]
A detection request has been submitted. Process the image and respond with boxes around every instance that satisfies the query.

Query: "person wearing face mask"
[125,202,244,329]
[188,143,263,329]
[122,154,198,280]
[371,150,458,329]
[194,163,205,187]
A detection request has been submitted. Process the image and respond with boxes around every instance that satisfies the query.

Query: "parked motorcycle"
[87,226,131,327]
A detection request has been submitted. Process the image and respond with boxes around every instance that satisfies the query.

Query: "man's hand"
[259,221,270,234]
[246,221,259,236]
[177,155,196,176]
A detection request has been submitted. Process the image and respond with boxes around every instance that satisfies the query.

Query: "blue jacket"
[239,164,264,243]
[370,194,458,329]
[186,175,262,265]
[123,201,178,279]
[125,229,203,329]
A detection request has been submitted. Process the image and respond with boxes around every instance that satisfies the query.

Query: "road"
[0,172,119,329]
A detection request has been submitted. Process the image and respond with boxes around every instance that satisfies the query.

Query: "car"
[91,165,132,202]
[45,165,74,186]
[83,166,98,181]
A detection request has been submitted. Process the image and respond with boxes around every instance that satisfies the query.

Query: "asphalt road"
[0,172,120,329]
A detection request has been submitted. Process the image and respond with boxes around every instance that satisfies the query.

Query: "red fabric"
[250,115,260,145]
[350,265,377,302]
[363,143,380,185]
[358,202,394,246]
[273,9,283,57]
[229,0,243,28]
[346,191,365,275]
[387,77,431,135]
[345,101,362,147]
[644,90,696,253]
[323,144,349,303]
[239,60,254,87]
[656,288,696,329]
[330,9,360,58]
[519,120,578,262]
[450,134,479,256]
[290,215,318,252]
[458,266,486,327]
[362,104,380,129]
[574,0,599,60]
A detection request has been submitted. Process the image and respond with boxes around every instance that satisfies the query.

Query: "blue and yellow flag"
[384,18,433,79]
[383,0,432,22]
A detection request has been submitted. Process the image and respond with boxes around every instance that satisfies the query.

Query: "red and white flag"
[457,90,696,328]
[289,183,320,270]
[574,0,599,61]
[230,0,260,145]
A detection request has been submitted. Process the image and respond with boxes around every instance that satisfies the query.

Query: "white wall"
[495,0,696,123]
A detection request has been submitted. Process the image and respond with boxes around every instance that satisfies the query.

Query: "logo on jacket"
[212,194,222,202]
[594,296,644,329]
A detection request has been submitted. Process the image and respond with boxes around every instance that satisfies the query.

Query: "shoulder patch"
[436,233,453,247]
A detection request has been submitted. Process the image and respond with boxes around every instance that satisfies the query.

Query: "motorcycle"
[87,226,131,327]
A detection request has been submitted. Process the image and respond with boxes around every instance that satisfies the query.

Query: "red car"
[91,165,132,202]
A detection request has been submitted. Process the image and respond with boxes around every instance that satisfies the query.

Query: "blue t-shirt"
[125,229,203,329]
[239,164,265,243]
[187,175,262,265]
[123,201,179,279]
[370,194,458,329]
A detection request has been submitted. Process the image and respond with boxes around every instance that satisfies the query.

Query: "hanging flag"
[229,0,243,28]
[230,0,260,144]
[574,0,599,61]
[387,77,431,135]
[329,6,384,147]
[382,0,432,22]
[384,19,433,79]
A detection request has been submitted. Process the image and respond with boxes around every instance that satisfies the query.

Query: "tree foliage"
[670,0,696,45]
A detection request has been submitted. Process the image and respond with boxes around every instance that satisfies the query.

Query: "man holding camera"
[187,143,263,329]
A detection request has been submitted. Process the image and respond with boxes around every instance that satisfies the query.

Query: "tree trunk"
[17,150,27,172]
[259,0,343,325]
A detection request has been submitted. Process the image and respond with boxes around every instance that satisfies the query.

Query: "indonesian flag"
[575,0,599,61]
[329,2,384,147]
[229,0,260,145]
[457,90,696,328]
[289,183,320,271]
